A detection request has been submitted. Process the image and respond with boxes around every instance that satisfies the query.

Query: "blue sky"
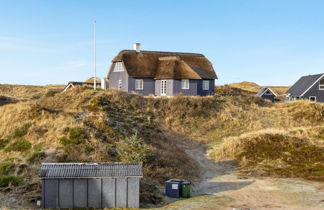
[0,0,324,86]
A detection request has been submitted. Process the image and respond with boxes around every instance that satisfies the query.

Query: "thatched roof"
[109,50,217,79]
[85,77,101,83]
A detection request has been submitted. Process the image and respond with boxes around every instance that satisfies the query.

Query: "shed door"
[161,80,167,96]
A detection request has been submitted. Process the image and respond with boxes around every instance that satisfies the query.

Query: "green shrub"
[5,139,32,152]
[0,175,22,187]
[69,127,85,142]
[12,123,32,138]
[59,127,86,146]
[0,139,10,149]
[0,162,15,175]
[117,133,151,163]
[27,151,46,162]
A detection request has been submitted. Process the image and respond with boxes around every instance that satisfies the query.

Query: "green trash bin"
[181,181,190,198]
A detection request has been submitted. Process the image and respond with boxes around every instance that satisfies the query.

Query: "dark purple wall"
[261,94,275,102]
[128,78,155,96]
[197,80,215,96]
[173,79,198,96]
[109,70,215,97]
[302,80,324,102]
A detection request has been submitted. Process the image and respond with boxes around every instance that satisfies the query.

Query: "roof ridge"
[117,49,205,57]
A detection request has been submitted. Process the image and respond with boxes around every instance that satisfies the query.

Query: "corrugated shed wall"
[42,178,140,208]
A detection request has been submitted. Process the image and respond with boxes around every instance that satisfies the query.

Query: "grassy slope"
[0,83,323,206]
[0,87,198,204]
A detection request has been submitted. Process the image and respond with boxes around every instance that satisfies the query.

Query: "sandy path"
[180,141,324,210]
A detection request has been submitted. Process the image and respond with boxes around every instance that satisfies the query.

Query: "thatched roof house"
[108,44,217,96]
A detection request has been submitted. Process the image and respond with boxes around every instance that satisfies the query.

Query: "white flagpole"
[93,20,97,90]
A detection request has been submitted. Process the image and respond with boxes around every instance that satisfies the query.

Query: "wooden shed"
[39,162,143,208]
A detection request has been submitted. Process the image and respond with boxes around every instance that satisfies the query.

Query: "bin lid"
[166,179,183,183]
[181,181,191,184]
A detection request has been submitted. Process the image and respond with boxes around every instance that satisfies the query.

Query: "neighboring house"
[107,44,217,96]
[39,162,143,208]
[63,81,101,92]
[256,87,277,102]
[286,73,324,102]
[63,77,107,92]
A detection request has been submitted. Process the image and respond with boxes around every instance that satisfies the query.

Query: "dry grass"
[226,81,290,100]
[210,130,324,181]
[0,83,323,206]
[0,86,198,204]
[0,84,64,101]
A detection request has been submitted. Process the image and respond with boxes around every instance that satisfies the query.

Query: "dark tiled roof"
[286,74,324,96]
[39,163,143,178]
[109,50,217,80]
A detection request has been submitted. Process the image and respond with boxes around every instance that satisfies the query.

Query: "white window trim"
[113,62,124,72]
[135,79,143,90]
[202,80,209,90]
[319,80,324,90]
[161,80,167,96]
[300,74,324,96]
[309,96,316,102]
[181,79,189,90]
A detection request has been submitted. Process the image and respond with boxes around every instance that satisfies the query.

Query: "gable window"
[319,80,324,90]
[202,80,209,90]
[114,62,124,72]
[118,80,122,89]
[135,79,143,90]
[181,79,189,89]
[264,90,272,95]
[309,96,316,102]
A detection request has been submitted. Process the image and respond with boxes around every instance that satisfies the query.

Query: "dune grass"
[0,83,323,205]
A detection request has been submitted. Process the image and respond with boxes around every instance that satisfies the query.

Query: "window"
[113,62,124,72]
[264,90,272,95]
[309,96,316,102]
[161,80,167,95]
[181,79,189,89]
[202,80,209,90]
[319,80,324,90]
[118,80,122,89]
[135,79,143,90]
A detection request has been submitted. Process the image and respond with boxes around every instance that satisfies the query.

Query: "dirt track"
[179,141,324,210]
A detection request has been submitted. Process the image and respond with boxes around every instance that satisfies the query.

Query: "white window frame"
[118,80,122,89]
[202,80,209,90]
[113,62,124,72]
[181,79,189,90]
[161,80,167,96]
[319,80,324,90]
[309,96,316,102]
[135,79,143,90]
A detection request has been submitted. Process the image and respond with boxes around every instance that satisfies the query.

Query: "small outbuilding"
[62,81,101,92]
[256,87,277,102]
[39,162,143,208]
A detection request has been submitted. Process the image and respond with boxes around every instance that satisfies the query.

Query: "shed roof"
[108,50,217,80]
[286,74,324,97]
[62,81,101,92]
[256,87,277,97]
[39,163,143,178]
